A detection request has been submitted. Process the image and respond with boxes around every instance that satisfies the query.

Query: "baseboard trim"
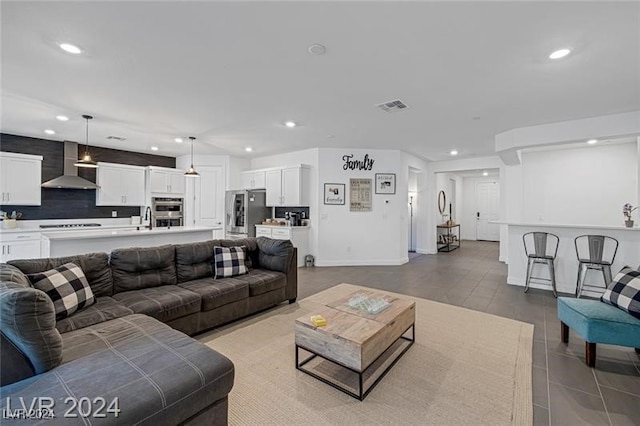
[315,257,408,267]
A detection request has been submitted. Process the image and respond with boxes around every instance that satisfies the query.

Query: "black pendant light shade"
[184,136,200,177]
[74,114,98,168]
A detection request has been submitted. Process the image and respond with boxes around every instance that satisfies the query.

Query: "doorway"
[476,181,500,241]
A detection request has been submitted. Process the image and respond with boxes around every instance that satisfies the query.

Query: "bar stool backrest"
[574,235,618,264]
[523,232,559,259]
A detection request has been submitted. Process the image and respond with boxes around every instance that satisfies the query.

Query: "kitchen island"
[42,226,216,257]
[500,222,640,295]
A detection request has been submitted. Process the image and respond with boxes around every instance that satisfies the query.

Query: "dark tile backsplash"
[274,206,310,219]
[0,133,175,220]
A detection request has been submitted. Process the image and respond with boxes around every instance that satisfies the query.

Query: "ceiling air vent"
[376,99,409,113]
[106,136,126,141]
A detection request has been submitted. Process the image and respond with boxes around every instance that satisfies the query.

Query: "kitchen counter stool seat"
[523,232,560,297]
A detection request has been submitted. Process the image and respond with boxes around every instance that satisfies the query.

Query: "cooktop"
[39,223,102,229]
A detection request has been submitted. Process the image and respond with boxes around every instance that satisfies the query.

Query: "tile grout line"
[592,367,613,426]
[543,302,553,426]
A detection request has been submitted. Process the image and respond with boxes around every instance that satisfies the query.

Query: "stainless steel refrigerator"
[225,189,271,239]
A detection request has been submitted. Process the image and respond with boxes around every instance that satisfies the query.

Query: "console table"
[437,224,460,252]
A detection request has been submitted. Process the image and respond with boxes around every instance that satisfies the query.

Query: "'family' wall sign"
[343,154,375,171]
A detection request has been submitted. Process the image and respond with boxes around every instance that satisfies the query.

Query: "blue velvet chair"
[557,297,640,367]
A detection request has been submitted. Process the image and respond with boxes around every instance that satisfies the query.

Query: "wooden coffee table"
[295,289,415,400]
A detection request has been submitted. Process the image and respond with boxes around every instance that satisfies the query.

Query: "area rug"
[200,283,533,425]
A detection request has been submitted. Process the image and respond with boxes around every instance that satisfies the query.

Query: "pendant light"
[184,136,200,177]
[74,114,98,168]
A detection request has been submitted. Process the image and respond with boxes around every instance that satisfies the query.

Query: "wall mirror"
[438,190,447,214]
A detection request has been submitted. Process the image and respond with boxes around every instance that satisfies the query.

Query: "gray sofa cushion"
[175,240,219,283]
[111,245,177,293]
[0,314,235,425]
[0,282,62,377]
[241,269,287,296]
[0,263,31,287]
[178,278,249,311]
[256,237,294,273]
[55,296,134,333]
[113,285,201,322]
[9,252,113,297]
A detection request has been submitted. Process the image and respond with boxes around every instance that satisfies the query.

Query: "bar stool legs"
[576,262,613,298]
[525,257,558,297]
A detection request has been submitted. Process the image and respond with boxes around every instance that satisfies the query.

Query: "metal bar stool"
[523,232,560,297]
[574,235,618,298]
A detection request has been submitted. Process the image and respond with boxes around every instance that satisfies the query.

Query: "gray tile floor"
[296,240,640,426]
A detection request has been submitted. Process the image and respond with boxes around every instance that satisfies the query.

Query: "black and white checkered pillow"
[27,262,96,321]
[213,246,248,279]
[601,266,640,320]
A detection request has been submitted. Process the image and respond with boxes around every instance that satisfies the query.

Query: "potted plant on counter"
[623,203,637,228]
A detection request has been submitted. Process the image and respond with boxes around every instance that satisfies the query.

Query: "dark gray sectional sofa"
[0,237,296,425]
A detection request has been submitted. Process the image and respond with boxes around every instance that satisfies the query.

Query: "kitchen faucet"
[144,206,153,230]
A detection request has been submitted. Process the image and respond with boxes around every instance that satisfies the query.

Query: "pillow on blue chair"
[601,266,640,320]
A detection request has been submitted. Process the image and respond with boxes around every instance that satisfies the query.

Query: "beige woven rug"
[201,283,533,425]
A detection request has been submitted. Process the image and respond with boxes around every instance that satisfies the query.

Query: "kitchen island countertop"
[41,226,217,257]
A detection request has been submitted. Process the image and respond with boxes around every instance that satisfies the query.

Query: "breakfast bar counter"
[42,226,217,257]
[499,222,640,295]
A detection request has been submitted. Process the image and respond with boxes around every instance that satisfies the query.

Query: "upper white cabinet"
[241,170,266,189]
[0,152,42,206]
[146,166,185,195]
[96,162,145,206]
[265,165,309,206]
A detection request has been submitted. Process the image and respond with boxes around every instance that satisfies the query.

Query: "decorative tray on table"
[346,293,391,315]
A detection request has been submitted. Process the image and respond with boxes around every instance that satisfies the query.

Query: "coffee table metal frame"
[295,324,415,401]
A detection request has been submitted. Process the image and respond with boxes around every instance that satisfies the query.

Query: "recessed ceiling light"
[483,171,489,176]
[549,48,571,59]
[44,129,56,135]
[472,116,481,120]
[56,115,69,121]
[587,139,598,145]
[450,149,458,156]
[285,121,297,128]
[245,147,253,152]
[59,43,82,54]
[308,44,326,55]
[174,137,183,143]
[151,146,159,151]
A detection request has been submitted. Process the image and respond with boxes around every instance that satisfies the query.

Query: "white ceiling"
[2,1,639,162]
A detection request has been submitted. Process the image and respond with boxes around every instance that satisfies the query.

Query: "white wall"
[520,142,637,226]
[316,148,407,265]
[461,176,500,240]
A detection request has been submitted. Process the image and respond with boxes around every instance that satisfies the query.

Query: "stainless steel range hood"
[41,141,100,189]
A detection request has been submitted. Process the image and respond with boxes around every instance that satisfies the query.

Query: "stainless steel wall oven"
[152,197,183,227]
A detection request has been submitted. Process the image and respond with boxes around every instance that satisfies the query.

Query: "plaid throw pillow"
[601,266,640,320]
[213,246,248,279]
[27,262,96,321]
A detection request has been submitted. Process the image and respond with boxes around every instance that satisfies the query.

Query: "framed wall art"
[350,178,372,212]
[324,183,345,205]
[375,173,396,194]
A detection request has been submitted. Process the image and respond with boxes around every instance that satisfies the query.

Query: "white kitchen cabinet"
[255,225,310,267]
[241,170,266,189]
[0,152,42,206]
[191,165,224,228]
[96,162,145,206]
[265,165,309,207]
[0,232,41,262]
[146,166,186,195]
